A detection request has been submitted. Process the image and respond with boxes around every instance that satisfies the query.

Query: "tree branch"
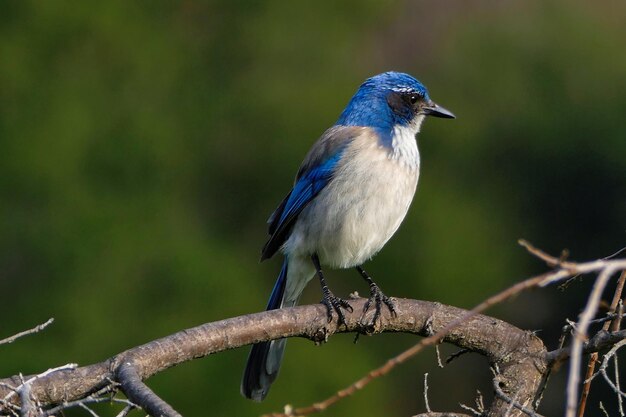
[117,362,180,417]
[0,298,547,416]
[1,242,623,416]
[547,330,626,364]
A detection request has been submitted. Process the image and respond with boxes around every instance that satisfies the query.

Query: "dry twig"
[577,270,626,417]
[0,318,54,346]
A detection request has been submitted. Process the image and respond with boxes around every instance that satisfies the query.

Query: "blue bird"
[241,71,454,401]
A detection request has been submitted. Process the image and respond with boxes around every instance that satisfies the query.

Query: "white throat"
[390,116,423,170]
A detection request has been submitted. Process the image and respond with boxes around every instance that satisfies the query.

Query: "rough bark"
[0,298,548,416]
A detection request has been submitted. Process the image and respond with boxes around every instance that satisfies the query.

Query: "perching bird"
[241,71,454,401]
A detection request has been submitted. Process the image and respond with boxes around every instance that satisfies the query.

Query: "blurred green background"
[1,1,625,416]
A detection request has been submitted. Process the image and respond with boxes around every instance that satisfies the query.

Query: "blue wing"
[260,126,364,260]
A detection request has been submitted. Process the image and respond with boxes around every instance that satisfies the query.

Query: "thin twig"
[78,402,100,417]
[615,353,625,416]
[459,402,482,417]
[0,392,20,417]
[423,373,432,413]
[519,240,563,267]
[577,270,626,417]
[604,246,626,261]
[493,376,543,417]
[459,390,484,417]
[563,312,626,334]
[595,339,626,399]
[537,313,574,409]
[40,383,121,416]
[547,330,626,364]
[519,240,626,287]
[0,319,54,346]
[434,345,444,368]
[44,397,135,417]
[599,401,610,417]
[446,349,470,364]
[566,266,619,417]
[114,404,137,417]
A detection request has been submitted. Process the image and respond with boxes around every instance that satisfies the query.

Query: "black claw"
[321,291,353,325]
[341,299,354,312]
[356,266,396,329]
[363,283,397,324]
[312,254,352,326]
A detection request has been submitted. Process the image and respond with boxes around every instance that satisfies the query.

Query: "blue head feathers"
[337,72,431,136]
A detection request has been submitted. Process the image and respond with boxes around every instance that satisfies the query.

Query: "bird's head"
[337,71,454,140]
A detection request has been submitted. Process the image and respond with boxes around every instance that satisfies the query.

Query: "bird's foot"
[312,253,353,325]
[355,266,397,330]
[361,282,397,330]
[320,289,353,325]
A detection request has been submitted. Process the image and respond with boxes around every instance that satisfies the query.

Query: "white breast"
[285,125,421,268]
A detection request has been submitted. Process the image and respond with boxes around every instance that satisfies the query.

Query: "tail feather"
[241,260,290,401]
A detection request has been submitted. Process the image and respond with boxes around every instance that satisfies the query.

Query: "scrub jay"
[242,71,454,401]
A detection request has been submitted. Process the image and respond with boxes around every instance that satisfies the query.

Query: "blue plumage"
[241,260,288,399]
[261,147,346,260]
[266,259,288,310]
[242,71,455,401]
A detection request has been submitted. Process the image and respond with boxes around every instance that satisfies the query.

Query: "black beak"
[422,102,455,119]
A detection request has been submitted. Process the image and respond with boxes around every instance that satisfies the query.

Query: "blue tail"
[241,260,289,401]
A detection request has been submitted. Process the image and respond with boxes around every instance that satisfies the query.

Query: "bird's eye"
[409,95,419,104]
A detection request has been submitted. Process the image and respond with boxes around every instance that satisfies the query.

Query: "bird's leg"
[311,254,353,325]
[356,266,397,326]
